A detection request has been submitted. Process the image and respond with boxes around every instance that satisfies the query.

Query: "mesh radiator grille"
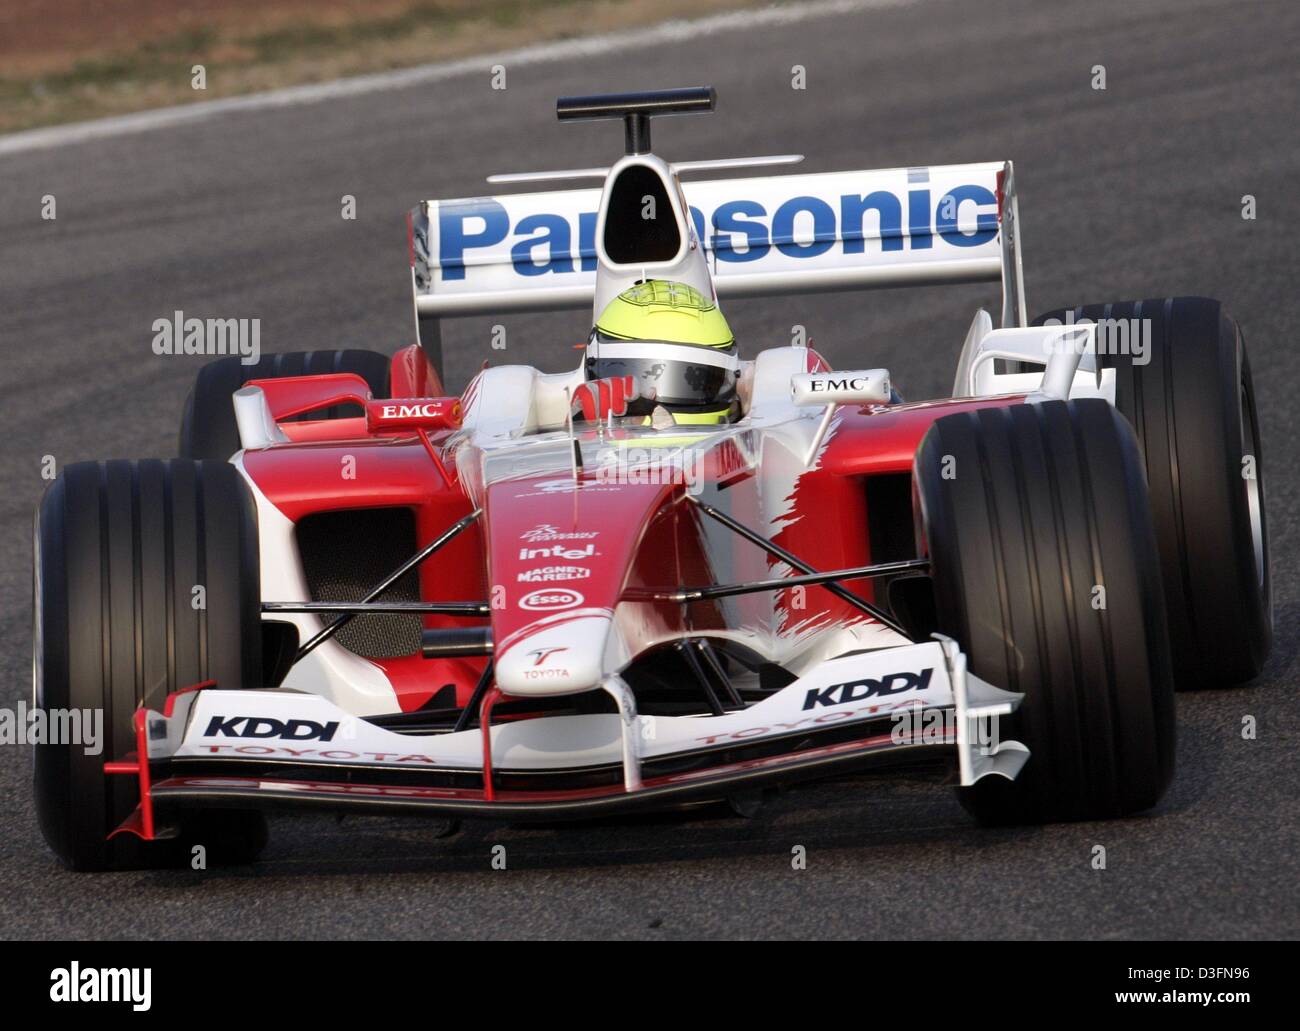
[297,507,422,658]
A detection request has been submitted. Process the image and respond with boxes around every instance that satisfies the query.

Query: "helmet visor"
[585,338,739,412]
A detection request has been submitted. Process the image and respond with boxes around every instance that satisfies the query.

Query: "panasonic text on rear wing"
[410,161,1026,328]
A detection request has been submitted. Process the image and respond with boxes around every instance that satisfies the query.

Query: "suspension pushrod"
[289,508,482,663]
[686,497,914,638]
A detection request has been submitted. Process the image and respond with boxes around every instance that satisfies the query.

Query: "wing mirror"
[790,370,891,406]
[790,370,891,466]
[365,398,463,433]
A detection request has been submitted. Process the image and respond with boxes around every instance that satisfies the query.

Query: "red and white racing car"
[34,88,1271,869]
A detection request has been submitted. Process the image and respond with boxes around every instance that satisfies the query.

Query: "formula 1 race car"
[33,87,1271,869]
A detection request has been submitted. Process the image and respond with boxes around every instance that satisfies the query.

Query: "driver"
[579,280,740,425]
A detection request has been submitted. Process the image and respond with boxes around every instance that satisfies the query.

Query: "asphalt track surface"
[1,0,1296,940]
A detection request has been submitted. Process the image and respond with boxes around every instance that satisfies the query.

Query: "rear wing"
[409,160,1027,365]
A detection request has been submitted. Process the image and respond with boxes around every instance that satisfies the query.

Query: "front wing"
[107,638,1029,837]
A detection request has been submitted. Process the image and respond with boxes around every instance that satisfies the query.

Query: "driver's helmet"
[586,280,739,424]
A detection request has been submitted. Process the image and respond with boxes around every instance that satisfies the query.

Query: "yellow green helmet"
[588,280,739,422]
[594,280,734,348]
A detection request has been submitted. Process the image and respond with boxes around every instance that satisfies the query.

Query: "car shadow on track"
[119,769,1142,883]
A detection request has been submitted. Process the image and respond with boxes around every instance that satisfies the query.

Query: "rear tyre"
[179,349,391,461]
[34,459,266,870]
[1033,298,1270,688]
[915,400,1175,824]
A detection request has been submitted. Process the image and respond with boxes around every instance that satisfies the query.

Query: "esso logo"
[518,589,584,611]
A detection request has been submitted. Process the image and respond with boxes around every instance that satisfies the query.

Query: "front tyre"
[915,400,1176,824]
[34,459,266,870]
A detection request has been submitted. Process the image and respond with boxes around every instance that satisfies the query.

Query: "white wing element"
[953,315,1117,404]
[412,160,1026,325]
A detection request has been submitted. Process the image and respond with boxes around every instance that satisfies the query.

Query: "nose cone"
[487,469,678,697]
[494,612,618,696]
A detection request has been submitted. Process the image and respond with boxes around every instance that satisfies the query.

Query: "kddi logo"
[205,715,340,741]
[802,667,934,710]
